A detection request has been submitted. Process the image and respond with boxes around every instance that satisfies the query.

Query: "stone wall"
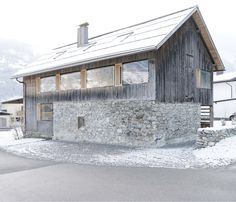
[196,125,236,148]
[53,101,200,147]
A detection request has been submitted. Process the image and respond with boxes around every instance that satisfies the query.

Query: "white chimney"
[77,22,89,47]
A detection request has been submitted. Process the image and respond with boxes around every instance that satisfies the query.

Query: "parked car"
[229,112,236,120]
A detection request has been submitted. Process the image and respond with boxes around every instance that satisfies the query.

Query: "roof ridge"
[53,5,197,50]
[89,6,197,40]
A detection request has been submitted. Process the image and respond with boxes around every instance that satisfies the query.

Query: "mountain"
[0,39,35,101]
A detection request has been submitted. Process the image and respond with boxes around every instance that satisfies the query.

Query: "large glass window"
[40,104,53,121]
[122,60,149,84]
[40,76,56,92]
[60,72,81,90]
[197,69,211,89]
[87,66,114,88]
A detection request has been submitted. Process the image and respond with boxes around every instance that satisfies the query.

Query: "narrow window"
[78,116,85,128]
[60,72,81,90]
[87,66,114,88]
[40,76,56,92]
[122,60,149,85]
[40,103,53,121]
[196,69,211,89]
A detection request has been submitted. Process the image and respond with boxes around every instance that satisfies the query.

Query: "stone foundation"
[53,101,200,147]
[196,125,236,148]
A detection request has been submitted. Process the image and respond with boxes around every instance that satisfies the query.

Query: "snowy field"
[1,128,236,169]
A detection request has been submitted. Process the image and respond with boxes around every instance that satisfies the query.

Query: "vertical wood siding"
[156,17,213,105]
[24,52,156,135]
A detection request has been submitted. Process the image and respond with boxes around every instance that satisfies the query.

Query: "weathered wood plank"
[155,17,213,105]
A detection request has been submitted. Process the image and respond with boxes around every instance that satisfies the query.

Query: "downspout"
[226,82,233,98]
[15,78,26,135]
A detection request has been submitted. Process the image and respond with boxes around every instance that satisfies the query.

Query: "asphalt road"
[0,151,236,201]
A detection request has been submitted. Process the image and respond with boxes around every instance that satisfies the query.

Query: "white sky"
[1,0,236,70]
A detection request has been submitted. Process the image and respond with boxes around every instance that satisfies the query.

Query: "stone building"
[13,6,224,147]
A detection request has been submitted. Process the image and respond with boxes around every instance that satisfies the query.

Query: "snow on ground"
[0,129,15,141]
[0,128,42,147]
[194,136,236,167]
[1,128,236,169]
[213,120,235,129]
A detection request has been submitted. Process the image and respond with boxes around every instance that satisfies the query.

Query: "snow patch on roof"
[214,71,236,83]
[13,6,197,78]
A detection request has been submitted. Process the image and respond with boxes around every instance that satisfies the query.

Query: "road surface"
[0,150,236,201]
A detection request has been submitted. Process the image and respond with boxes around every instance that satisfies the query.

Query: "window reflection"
[41,103,53,121]
[61,72,81,90]
[87,66,114,88]
[40,76,56,92]
[198,70,211,89]
[122,60,149,84]
[201,70,211,89]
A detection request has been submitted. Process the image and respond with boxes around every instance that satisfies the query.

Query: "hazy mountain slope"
[0,39,35,101]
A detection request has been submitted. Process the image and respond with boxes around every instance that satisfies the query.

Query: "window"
[122,60,149,84]
[40,76,56,92]
[40,104,53,121]
[78,116,85,128]
[87,66,114,88]
[196,69,211,89]
[60,72,81,90]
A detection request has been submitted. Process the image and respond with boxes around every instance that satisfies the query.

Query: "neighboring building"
[13,6,224,147]
[0,97,23,128]
[214,72,236,119]
[0,110,11,128]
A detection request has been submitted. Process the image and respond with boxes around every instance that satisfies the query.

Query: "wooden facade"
[24,17,214,137]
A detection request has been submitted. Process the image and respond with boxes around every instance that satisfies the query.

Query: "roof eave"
[214,78,236,84]
[12,46,156,79]
[192,8,225,71]
[154,6,225,72]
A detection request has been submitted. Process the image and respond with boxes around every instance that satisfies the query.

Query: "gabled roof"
[214,72,236,83]
[13,6,224,78]
[1,97,23,104]
[0,110,11,116]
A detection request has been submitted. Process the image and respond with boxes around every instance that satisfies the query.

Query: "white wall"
[213,80,236,118]
[1,103,23,116]
[214,100,236,118]
[1,103,23,127]
[0,116,11,128]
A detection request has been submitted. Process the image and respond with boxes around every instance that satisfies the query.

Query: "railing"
[200,105,212,128]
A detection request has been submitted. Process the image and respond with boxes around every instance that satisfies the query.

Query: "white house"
[214,72,236,119]
[0,97,23,128]
[0,110,11,128]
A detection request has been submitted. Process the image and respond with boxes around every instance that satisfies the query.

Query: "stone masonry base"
[53,101,200,147]
[196,125,236,148]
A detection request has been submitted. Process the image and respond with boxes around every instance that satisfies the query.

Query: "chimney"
[77,22,89,47]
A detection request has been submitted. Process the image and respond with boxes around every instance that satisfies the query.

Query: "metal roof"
[13,6,224,78]
[0,110,11,116]
[0,97,23,104]
[214,72,236,83]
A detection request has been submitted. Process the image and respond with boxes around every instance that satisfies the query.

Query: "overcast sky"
[1,0,236,71]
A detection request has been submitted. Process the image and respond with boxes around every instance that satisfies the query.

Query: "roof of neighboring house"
[0,97,23,104]
[13,5,224,78]
[0,110,11,116]
[214,72,236,83]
